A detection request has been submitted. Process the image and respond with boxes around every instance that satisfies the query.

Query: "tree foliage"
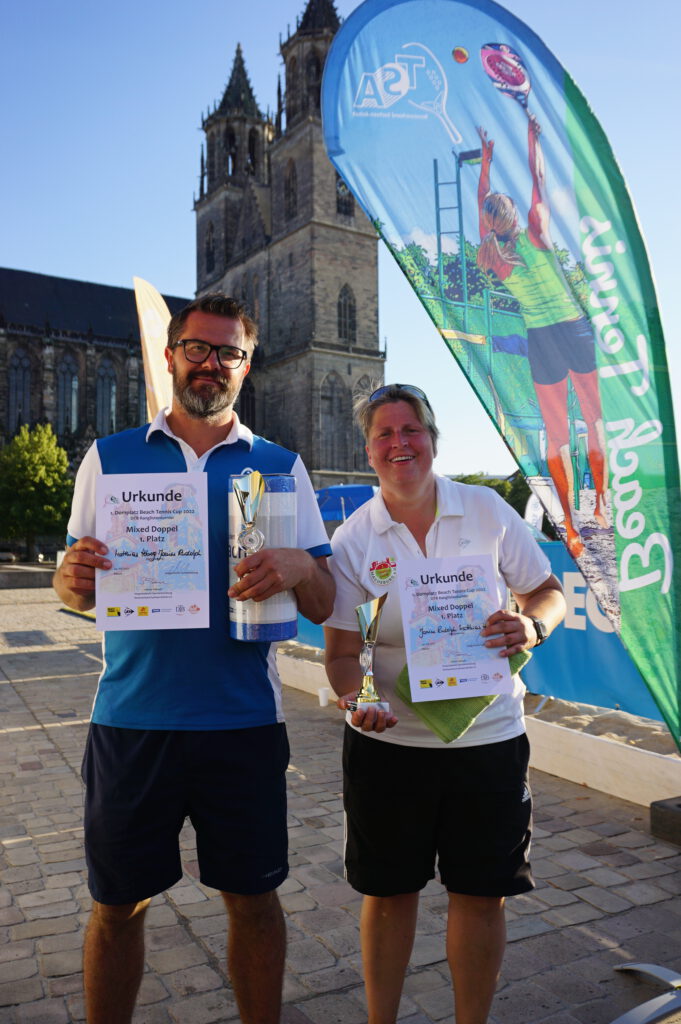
[451,470,557,539]
[451,471,529,516]
[0,424,73,556]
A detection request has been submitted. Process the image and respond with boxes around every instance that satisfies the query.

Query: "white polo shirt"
[326,476,551,748]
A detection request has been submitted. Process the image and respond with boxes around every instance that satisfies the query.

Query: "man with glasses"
[54,294,334,1024]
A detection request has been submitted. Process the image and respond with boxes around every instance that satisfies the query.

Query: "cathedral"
[0,0,383,487]
[194,0,384,484]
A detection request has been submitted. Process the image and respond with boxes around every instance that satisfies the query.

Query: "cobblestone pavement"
[1,588,681,1023]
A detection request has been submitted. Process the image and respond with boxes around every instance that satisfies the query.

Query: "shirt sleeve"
[291,455,332,558]
[66,442,102,546]
[325,523,366,632]
[494,490,552,594]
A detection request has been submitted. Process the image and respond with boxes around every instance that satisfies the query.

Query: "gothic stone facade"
[0,269,187,466]
[1,0,383,489]
[194,0,385,487]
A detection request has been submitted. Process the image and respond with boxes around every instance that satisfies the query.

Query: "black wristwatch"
[530,617,548,647]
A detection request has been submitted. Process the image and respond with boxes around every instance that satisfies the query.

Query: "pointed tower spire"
[218,44,261,117]
[297,0,340,34]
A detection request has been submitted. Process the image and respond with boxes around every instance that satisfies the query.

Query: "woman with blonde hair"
[324,383,565,1024]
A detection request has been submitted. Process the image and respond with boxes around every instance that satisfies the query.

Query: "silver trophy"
[346,594,390,713]
[233,472,266,553]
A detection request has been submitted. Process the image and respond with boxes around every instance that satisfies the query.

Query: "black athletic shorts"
[81,722,290,905]
[343,727,533,898]
[527,315,597,386]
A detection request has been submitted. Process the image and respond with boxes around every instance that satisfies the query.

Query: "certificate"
[95,472,210,631]
[397,555,513,702]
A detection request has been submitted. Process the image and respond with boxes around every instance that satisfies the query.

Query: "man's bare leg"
[571,370,609,527]
[446,893,506,1024]
[360,892,420,1024]
[534,380,584,557]
[83,898,150,1024]
[222,890,286,1024]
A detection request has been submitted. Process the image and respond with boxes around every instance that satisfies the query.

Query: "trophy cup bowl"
[233,471,266,553]
[345,593,390,713]
[229,473,298,642]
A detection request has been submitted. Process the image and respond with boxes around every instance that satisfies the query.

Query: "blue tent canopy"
[315,484,375,522]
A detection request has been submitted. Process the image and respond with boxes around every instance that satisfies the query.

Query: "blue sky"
[2,0,679,476]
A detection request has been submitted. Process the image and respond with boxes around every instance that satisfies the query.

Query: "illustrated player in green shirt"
[476,114,608,558]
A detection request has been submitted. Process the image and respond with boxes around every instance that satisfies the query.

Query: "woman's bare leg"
[360,892,420,1024]
[447,893,506,1024]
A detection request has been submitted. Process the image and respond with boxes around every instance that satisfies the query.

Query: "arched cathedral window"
[238,377,256,427]
[320,372,350,469]
[337,284,357,344]
[205,222,216,275]
[306,52,321,112]
[207,134,216,188]
[8,348,31,433]
[57,354,79,435]
[286,57,298,120]
[353,375,372,471]
[336,173,355,217]
[284,160,297,221]
[225,128,237,177]
[96,358,117,436]
[247,129,258,175]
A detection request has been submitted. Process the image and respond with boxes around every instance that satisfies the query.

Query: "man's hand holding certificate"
[95,472,210,630]
[397,555,513,702]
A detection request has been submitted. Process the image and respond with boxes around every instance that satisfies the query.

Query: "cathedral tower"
[194,0,385,486]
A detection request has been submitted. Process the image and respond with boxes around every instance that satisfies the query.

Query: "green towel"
[395,650,532,744]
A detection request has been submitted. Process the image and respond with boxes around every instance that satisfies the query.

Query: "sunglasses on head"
[369,384,432,410]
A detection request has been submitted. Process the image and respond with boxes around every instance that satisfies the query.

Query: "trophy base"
[345,700,391,713]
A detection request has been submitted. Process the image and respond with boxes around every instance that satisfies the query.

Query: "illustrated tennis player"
[476,113,608,557]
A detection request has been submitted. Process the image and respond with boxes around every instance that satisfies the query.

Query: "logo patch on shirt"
[369,557,397,585]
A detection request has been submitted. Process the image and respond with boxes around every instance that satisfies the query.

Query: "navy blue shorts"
[527,315,597,386]
[343,728,533,898]
[81,723,290,905]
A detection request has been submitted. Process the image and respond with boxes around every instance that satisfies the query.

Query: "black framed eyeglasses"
[175,339,248,369]
[369,384,432,410]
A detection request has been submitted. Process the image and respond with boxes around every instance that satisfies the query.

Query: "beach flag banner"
[322,0,681,744]
[133,276,173,421]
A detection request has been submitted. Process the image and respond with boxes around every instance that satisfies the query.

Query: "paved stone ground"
[2,587,681,1023]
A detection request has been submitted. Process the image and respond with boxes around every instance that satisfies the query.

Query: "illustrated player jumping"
[476,114,608,557]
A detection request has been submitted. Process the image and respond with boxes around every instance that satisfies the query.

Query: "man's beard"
[172,367,242,420]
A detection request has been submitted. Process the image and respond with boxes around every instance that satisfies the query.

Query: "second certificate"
[397,554,513,703]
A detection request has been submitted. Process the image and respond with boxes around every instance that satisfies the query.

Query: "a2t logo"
[353,53,426,109]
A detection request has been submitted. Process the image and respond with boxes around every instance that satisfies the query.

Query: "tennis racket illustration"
[480,43,531,115]
[403,41,463,144]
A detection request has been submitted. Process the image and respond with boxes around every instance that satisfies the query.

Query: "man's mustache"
[188,370,228,387]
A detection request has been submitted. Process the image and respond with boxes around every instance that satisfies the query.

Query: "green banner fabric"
[322,0,681,744]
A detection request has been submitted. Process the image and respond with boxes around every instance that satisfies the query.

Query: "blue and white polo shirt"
[67,410,331,730]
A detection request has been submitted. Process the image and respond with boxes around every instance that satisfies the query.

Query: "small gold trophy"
[233,472,266,553]
[346,594,390,713]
